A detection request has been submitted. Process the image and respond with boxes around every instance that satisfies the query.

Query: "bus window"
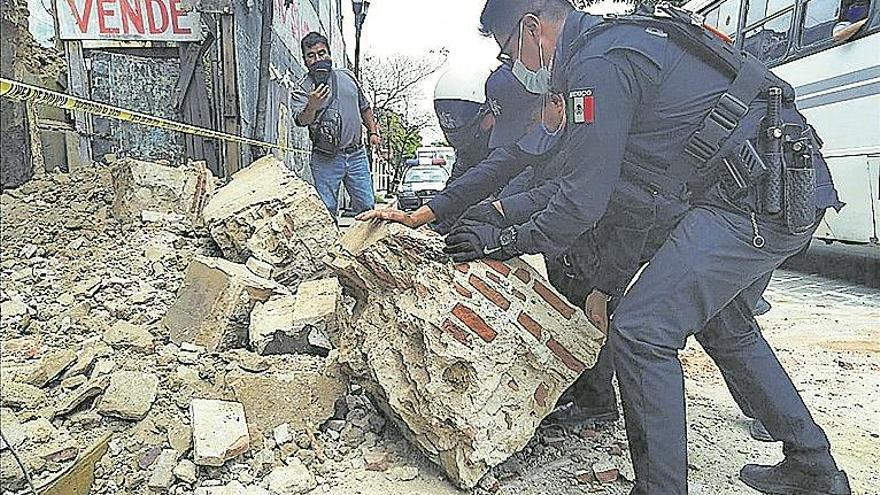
[746,0,795,26]
[743,11,794,63]
[801,0,842,46]
[704,0,742,34]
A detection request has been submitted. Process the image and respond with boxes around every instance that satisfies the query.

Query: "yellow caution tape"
[0,78,310,155]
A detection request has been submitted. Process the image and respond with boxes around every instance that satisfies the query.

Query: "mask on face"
[310,60,333,86]
[511,17,552,95]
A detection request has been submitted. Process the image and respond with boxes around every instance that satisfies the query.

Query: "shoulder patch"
[568,88,595,124]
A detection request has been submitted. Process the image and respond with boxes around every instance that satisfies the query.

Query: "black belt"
[340,144,363,154]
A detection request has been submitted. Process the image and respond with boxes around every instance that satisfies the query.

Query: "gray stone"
[147,449,178,491]
[265,458,317,495]
[163,256,285,352]
[112,158,215,223]
[23,349,77,387]
[97,371,158,420]
[191,399,250,467]
[386,465,419,482]
[102,320,155,353]
[172,459,197,483]
[202,156,338,284]
[0,381,47,409]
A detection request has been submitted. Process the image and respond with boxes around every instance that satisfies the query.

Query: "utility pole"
[351,0,370,78]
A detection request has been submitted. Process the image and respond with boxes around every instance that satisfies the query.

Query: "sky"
[341,0,631,143]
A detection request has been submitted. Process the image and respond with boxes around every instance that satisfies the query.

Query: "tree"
[360,50,448,117]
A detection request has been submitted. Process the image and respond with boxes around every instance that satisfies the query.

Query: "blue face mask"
[511,18,552,95]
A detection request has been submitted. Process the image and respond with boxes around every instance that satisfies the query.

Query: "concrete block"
[112,158,215,223]
[191,399,250,467]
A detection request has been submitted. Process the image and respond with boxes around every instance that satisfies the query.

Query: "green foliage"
[378,109,423,166]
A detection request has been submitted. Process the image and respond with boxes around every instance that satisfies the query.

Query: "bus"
[684,0,879,245]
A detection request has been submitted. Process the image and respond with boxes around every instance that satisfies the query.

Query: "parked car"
[397,166,449,211]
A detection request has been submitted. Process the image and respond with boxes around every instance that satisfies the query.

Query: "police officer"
[362,1,851,493]
[433,65,496,187]
[451,1,849,494]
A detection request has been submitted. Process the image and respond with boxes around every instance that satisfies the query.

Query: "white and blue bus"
[684,0,879,245]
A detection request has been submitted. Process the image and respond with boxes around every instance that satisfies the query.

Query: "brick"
[513,268,531,283]
[454,282,473,299]
[468,275,511,311]
[512,289,527,301]
[454,263,470,273]
[442,319,470,345]
[517,312,543,341]
[482,259,511,277]
[507,379,519,391]
[534,383,548,408]
[452,304,498,343]
[485,271,502,284]
[546,338,586,373]
[414,282,429,298]
[533,281,576,320]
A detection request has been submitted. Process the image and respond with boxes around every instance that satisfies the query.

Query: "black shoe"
[749,419,776,442]
[739,459,851,495]
[544,403,619,428]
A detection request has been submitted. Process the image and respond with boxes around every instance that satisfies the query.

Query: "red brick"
[485,270,502,284]
[513,268,531,283]
[441,319,470,345]
[454,263,470,273]
[414,282,428,298]
[469,275,511,311]
[517,312,543,340]
[452,303,498,343]
[482,259,511,277]
[453,281,473,298]
[546,338,586,373]
[512,289,527,301]
[534,382,548,407]
[533,281,576,319]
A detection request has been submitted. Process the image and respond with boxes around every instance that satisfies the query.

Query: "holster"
[782,134,818,235]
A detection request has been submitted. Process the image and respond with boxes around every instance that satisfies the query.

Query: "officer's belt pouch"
[784,166,816,235]
[309,107,342,155]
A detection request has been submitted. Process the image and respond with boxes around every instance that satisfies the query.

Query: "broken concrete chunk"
[163,256,285,352]
[324,221,605,488]
[173,459,197,483]
[265,458,317,495]
[246,257,274,280]
[225,352,346,439]
[202,156,338,284]
[0,409,27,448]
[147,449,178,491]
[96,371,158,420]
[102,320,155,353]
[64,342,111,378]
[250,278,342,356]
[191,399,250,467]
[23,349,77,387]
[0,381,47,409]
[112,158,215,223]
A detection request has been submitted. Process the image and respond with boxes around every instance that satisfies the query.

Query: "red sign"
[57,0,203,41]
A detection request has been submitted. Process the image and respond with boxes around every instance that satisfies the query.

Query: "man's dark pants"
[610,189,836,494]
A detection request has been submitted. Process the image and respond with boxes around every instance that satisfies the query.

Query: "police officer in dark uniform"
[359,1,852,494]
[437,1,850,494]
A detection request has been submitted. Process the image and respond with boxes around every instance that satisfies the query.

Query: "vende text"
[57,0,202,41]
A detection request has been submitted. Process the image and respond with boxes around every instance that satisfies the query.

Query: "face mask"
[310,60,333,86]
[511,18,552,95]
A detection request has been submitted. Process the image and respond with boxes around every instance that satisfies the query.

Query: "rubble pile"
[325,221,606,488]
[202,157,339,285]
[1,156,617,495]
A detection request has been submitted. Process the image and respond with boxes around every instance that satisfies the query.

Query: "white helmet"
[434,65,494,103]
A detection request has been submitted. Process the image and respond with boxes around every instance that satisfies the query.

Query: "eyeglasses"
[496,12,540,63]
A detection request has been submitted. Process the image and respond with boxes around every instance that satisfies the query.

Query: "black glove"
[458,201,509,228]
[444,221,520,263]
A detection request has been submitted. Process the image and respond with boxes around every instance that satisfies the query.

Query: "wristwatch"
[498,226,520,254]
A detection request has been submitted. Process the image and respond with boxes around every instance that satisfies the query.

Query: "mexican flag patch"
[568,89,595,124]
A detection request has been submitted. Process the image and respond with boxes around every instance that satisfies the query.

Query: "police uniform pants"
[610,200,837,495]
[546,257,618,415]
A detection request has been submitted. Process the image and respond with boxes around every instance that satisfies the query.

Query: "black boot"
[749,419,776,442]
[739,459,851,495]
[544,402,619,428]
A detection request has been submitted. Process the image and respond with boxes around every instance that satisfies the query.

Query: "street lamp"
[351,0,370,78]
